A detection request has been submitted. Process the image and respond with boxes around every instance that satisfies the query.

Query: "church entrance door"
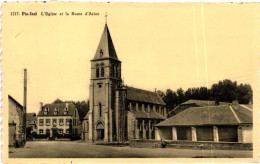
[97,129,104,140]
[96,122,104,141]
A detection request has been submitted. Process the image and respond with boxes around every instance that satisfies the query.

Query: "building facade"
[81,113,89,142]
[86,24,166,143]
[37,102,80,139]
[26,113,37,140]
[8,95,26,147]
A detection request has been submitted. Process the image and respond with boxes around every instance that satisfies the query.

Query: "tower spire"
[92,20,119,61]
[105,12,107,24]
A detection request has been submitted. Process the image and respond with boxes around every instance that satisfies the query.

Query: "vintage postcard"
[1,2,259,163]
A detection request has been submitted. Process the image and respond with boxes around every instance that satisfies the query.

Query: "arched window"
[99,103,102,117]
[138,120,142,130]
[114,65,117,78]
[96,64,99,78]
[86,121,89,132]
[117,66,120,78]
[111,64,114,77]
[101,63,104,77]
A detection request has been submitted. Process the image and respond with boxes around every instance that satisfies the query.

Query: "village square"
[8,23,253,158]
[4,3,256,159]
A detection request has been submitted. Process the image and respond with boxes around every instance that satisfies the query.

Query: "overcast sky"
[3,3,257,113]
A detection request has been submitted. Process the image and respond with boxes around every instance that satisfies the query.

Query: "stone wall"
[127,112,135,140]
[242,125,253,143]
[9,97,25,147]
[130,139,252,150]
[82,119,89,141]
[165,140,253,150]
[130,139,163,148]
[115,88,127,143]
[9,123,16,146]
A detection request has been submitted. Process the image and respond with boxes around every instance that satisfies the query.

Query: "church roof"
[129,111,166,120]
[37,103,76,117]
[125,86,165,105]
[92,24,119,61]
[156,104,252,127]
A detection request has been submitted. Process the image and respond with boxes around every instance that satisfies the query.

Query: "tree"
[211,79,237,102]
[184,88,192,101]
[191,88,200,100]
[237,84,252,104]
[156,90,165,98]
[53,98,63,103]
[73,100,89,122]
[163,89,178,112]
[158,79,252,117]
[51,99,89,122]
[199,87,209,100]
[177,88,184,104]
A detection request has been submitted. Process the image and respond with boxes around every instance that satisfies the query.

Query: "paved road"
[9,141,252,158]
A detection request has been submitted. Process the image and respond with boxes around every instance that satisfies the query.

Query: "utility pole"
[23,69,27,141]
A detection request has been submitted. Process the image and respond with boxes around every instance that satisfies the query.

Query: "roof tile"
[37,103,76,117]
[156,105,252,127]
[125,86,165,105]
[129,110,166,119]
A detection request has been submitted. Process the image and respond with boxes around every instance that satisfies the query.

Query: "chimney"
[66,102,69,109]
[23,69,27,136]
[155,88,157,92]
[39,102,43,111]
[232,100,238,105]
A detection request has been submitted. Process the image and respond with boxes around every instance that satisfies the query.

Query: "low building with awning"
[155,103,252,143]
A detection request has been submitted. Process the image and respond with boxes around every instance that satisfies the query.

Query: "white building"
[37,102,80,139]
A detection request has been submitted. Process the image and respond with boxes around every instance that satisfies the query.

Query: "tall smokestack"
[39,102,43,111]
[23,69,27,137]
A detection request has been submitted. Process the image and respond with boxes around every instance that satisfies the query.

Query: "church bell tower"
[88,23,122,142]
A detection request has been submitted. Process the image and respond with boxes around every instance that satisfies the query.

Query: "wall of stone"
[82,119,89,141]
[130,139,163,148]
[242,125,252,143]
[9,123,16,146]
[127,112,135,140]
[9,98,25,147]
[165,140,253,150]
[91,79,116,142]
[115,89,127,142]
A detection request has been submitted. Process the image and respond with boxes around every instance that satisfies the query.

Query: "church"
[81,23,167,143]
